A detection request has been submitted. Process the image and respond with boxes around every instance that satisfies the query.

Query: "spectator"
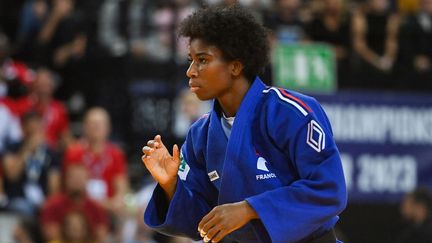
[0,103,22,155]
[63,107,128,213]
[126,181,197,243]
[0,31,23,210]
[351,0,400,86]
[98,0,128,58]
[212,0,271,10]
[306,0,351,85]
[397,188,432,243]
[36,0,87,67]
[88,0,132,143]
[14,67,72,150]
[128,0,176,64]
[399,0,432,88]
[61,211,92,243]
[0,111,60,215]
[40,163,108,242]
[15,0,50,63]
[264,0,308,44]
[127,0,181,82]
[13,216,44,243]
[398,0,420,15]
[173,0,201,66]
[1,31,35,98]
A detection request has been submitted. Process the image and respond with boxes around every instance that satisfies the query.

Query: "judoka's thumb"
[172,144,180,166]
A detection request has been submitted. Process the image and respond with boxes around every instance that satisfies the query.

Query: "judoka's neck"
[217,77,250,117]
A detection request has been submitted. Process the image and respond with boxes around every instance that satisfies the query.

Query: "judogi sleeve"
[246,100,347,242]
[144,130,218,239]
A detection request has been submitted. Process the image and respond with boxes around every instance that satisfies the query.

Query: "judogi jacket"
[144,77,347,243]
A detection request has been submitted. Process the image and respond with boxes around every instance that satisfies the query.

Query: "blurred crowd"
[1,0,432,242]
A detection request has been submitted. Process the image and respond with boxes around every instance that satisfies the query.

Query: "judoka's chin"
[193,92,212,101]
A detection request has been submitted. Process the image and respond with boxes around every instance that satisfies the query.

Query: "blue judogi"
[144,77,347,243]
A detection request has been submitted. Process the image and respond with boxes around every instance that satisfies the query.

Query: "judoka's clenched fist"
[198,201,259,243]
[142,135,180,200]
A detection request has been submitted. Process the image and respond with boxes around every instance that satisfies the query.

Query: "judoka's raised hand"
[198,201,259,243]
[142,135,180,200]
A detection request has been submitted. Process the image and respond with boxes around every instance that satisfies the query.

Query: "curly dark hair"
[178,5,270,82]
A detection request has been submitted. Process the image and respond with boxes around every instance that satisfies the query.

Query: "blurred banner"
[273,43,336,93]
[315,91,432,203]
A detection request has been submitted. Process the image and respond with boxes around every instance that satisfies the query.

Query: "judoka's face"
[186,38,235,100]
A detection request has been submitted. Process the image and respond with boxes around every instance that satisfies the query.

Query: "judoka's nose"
[186,61,198,78]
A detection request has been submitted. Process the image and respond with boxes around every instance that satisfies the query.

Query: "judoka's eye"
[198,58,207,64]
[187,58,193,64]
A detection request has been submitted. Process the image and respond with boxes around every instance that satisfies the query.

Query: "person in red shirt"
[40,163,108,242]
[63,107,128,214]
[14,67,72,150]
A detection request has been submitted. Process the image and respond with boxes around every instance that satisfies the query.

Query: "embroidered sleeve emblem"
[306,120,326,153]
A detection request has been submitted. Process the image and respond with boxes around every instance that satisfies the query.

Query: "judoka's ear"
[230,60,244,77]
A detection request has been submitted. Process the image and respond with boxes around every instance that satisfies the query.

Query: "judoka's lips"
[189,81,201,92]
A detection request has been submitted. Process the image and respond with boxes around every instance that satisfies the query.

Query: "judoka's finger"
[210,229,228,243]
[198,210,216,233]
[141,155,153,168]
[148,139,161,149]
[142,146,153,156]
[154,135,165,149]
[141,153,151,167]
[203,224,222,243]
[199,213,220,238]
[147,140,156,148]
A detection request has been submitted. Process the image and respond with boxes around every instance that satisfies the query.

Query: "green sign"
[272,43,336,93]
